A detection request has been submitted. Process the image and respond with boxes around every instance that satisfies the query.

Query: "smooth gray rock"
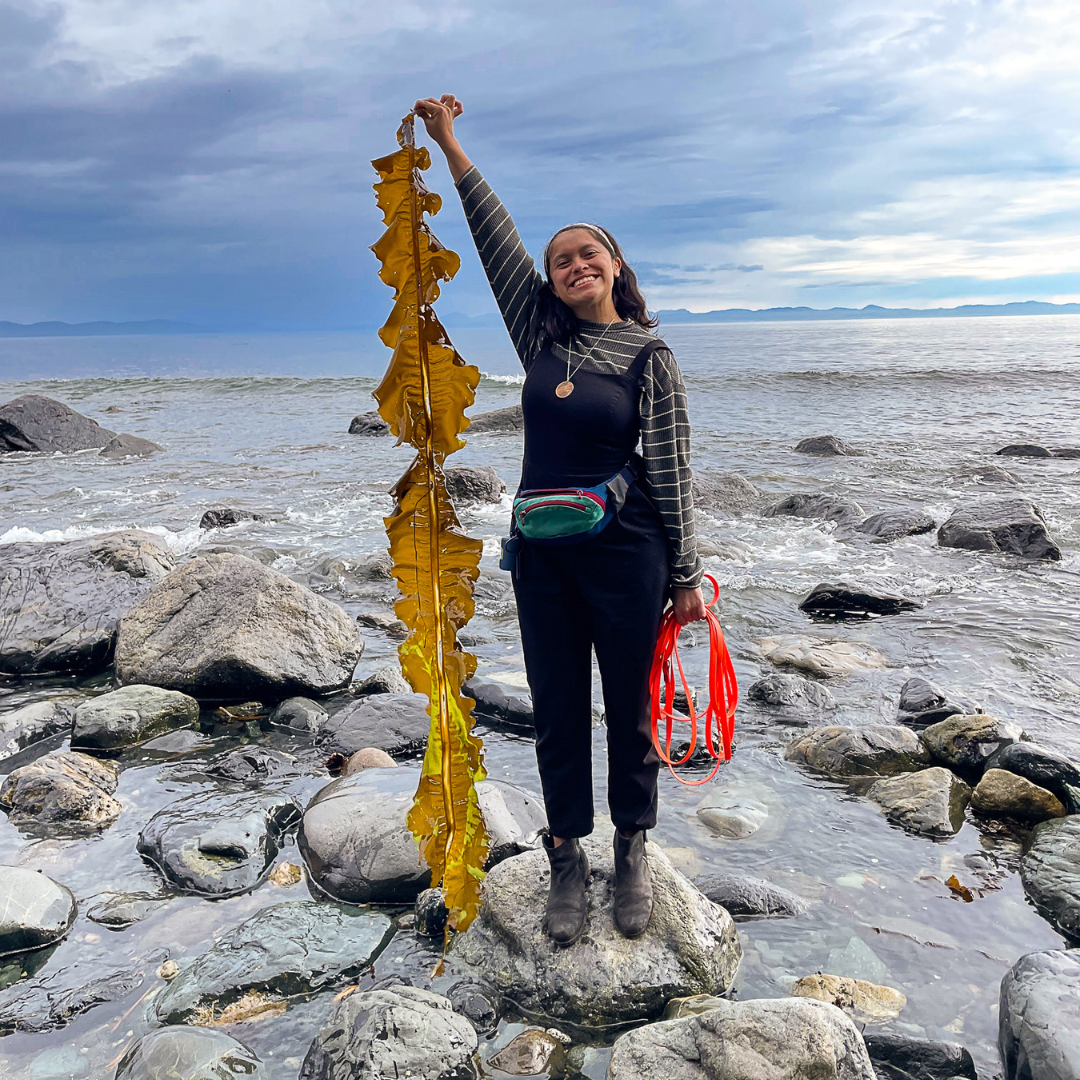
[317,692,430,758]
[999,950,1080,1080]
[154,901,392,1024]
[354,666,412,696]
[468,403,523,433]
[137,790,301,897]
[959,463,1019,486]
[799,582,921,619]
[0,698,77,763]
[696,788,769,839]
[299,766,543,904]
[764,493,866,525]
[115,1027,263,1080]
[855,510,936,543]
[692,472,762,513]
[938,497,1061,560]
[997,443,1051,458]
[896,677,973,729]
[204,746,301,782]
[198,507,265,530]
[114,553,363,698]
[348,409,390,436]
[759,635,887,678]
[465,678,535,731]
[0,530,174,676]
[266,696,328,732]
[795,435,857,456]
[86,892,168,929]
[72,684,199,750]
[863,1033,976,1080]
[986,742,1080,813]
[99,433,162,459]
[786,725,932,778]
[972,769,1066,822]
[299,985,478,1080]
[867,768,971,838]
[449,837,740,1026]
[1050,447,1080,458]
[1020,816,1080,942]
[607,996,875,1080]
[0,394,115,452]
[920,712,1026,775]
[696,874,809,919]
[0,751,121,831]
[444,464,506,504]
[0,867,76,957]
[746,674,834,723]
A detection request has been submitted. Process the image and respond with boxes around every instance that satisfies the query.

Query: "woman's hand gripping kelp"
[414,94,473,182]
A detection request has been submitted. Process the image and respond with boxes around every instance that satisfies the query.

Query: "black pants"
[512,484,670,838]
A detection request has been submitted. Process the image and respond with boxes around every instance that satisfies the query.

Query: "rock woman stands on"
[415,95,706,946]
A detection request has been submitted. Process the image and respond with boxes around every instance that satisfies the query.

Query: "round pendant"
[555,380,575,398]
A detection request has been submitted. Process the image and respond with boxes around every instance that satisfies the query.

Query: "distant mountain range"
[0,319,204,337]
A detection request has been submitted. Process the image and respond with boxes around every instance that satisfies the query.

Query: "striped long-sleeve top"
[455,167,703,589]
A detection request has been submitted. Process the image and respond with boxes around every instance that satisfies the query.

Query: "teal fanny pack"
[513,482,611,540]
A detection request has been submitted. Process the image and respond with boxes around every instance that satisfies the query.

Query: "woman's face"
[547,229,622,315]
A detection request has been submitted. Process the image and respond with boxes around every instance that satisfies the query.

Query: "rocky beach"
[1,315,1079,1080]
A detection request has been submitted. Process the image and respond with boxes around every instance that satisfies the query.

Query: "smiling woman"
[415,93,707,950]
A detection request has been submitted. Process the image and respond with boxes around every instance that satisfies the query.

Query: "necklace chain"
[564,318,619,384]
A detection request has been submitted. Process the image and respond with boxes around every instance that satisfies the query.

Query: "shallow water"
[1,315,1079,1078]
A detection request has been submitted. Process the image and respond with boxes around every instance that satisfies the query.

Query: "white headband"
[543,222,616,278]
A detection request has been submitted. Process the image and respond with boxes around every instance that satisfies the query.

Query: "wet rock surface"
[998,950,1080,1080]
[316,692,431,758]
[792,973,907,1022]
[795,434,857,455]
[154,901,391,1023]
[115,1026,263,1079]
[692,472,762,513]
[764,492,867,524]
[0,698,77,763]
[86,892,168,929]
[477,777,547,862]
[0,867,76,957]
[0,394,116,453]
[204,745,302,782]
[465,678,535,730]
[971,768,1066,822]
[266,696,328,732]
[99,433,162,459]
[0,750,122,831]
[1019,816,1080,942]
[996,443,1051,458]
[759,635,887,678]
[799,582,921,620]
[695,787,769,838]
[449,837,741,1026]
[937,497,1061,560]
[896,677,973,729]
[300,985,478,1080]
[863,1033,977,1080]
[608,996,875,1080]
[353,665,412,696]
[0,530,175,676]
[985,741,1080,813]
[467,402,524,433]
[71,684,199,750]
[444,464,506,504]
[746,673,835,722]
[786,725,932,778]
[114,552,364,698]
[867,767,971,838]
[198,507,265,530]
[855,509,937,543]
[920,712,1026,775]
[695,873,810,919]
[344,746,395,773]
[347,409,390,436]
[137,790,301,897]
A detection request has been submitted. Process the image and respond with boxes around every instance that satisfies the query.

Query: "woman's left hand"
[671,586,708,626]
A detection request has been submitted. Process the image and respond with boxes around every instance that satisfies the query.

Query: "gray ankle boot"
[543,836,590,946]
[613,829,653,938]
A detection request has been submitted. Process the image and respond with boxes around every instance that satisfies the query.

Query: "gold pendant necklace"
[556,318,618,399]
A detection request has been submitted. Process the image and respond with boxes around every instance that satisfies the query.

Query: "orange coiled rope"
[649,574,738,785]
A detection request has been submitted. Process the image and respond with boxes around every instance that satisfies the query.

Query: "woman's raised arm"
[414,95,473,182]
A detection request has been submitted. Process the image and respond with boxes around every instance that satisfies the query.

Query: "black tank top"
[519,339,663,490]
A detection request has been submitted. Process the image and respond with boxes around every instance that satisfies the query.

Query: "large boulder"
[99,433,162,459]
[692,473,762,513]
[971,769,1066,823]
[137,790,301,897]
[1020,816,1080,942]
[996,443,1051,458]
[867,767,971,838]
[154,902,392,1023]
[696,874,809,919]
[999,950,1080,1080]
[115,1027,263,1080]
[863,1033,976,1080]
[0,866,76,957]
[299,985,478,1080]
[298,765,544,904]
[0,751,121,831]
[114,553,363,698]
[444,465,506,504]
[608,997,875,1080]
[937,498,1061,560]
[0,394,115,452]
[785,726,931,779]
[448,837,741,1026]
[896,677,973,728]
[759,636,887,678]
[0,698,77,763]
[798,583,921,620]
[855,510,936,543]
[316,693,431,758]
[920,713,1026,775]
[468,403,524,433]
[354,665,412,696]
[764,493,866,525]
[0,530,174,676]
[746,674,835,724]
[985,742,1080,814]
[71,684,199,750]
[348,409,390,436]
[464,678,535,731]
[795,434,857,456]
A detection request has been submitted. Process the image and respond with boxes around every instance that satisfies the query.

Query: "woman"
[416,94,706,946]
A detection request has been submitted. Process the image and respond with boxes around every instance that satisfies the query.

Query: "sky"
[1,0,1079,328]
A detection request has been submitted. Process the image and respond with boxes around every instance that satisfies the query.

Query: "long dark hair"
[536,224,658,349]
